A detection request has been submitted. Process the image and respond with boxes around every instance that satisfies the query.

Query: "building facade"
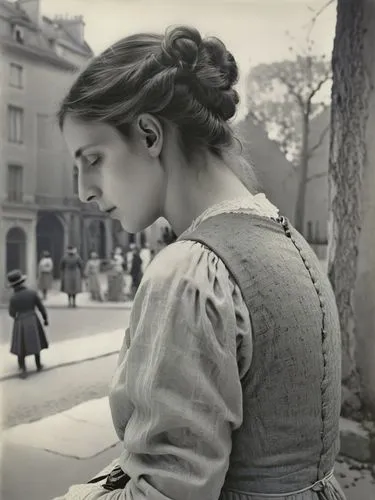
[0,0,168,301]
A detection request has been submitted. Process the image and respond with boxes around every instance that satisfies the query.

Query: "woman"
[56,26,346,500]
[106,248,125,301]
[84,251,103,302]
[60,246,84,308]
[37,250,54,300]
[7,269,49,379]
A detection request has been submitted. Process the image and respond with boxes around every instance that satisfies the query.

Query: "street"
[0,306,130,344]
[0,307,374,500]
[2,354,118,429]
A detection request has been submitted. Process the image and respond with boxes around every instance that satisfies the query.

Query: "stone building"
[0,0,167,300]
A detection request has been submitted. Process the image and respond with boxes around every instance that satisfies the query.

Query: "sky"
[40,0,337,120]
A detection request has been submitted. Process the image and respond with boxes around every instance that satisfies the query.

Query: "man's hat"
[7,269,26,288]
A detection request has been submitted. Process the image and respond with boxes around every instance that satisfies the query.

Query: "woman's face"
[62,115,166,233]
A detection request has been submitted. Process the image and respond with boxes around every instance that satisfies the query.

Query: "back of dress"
[180,212,342,497]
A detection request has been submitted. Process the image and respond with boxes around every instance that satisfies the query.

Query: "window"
[7,165,23,202]
[8,106,24,143]
[12,25,24,44]
[9,63,23,88]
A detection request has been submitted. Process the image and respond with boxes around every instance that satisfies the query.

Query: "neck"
[163,152,252,236]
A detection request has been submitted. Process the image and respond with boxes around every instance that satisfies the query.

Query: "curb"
[0,350,120,383]
[0,301,134,311]
[1,366,372,465]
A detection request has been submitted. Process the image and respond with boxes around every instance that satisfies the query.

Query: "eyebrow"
[74,144,97,159]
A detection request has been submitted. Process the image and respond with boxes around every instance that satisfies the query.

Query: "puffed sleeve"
[53,240,253,500]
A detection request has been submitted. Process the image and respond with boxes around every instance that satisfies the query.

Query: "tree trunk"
[328,0,375,418]
[294,111,310,234]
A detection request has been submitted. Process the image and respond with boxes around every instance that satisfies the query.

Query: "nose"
[78,170,101,203]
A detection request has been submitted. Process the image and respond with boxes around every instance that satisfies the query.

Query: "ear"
[135,114,163,157]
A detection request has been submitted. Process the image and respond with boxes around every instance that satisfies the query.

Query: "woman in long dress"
[60,246,84,308]
[56,25,346,500]
[106,248,125,301]
[37,250,54,300]
[84,251,103,302]
[8,269,49,379]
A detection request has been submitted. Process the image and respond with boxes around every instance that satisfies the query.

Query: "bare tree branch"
[308,123,330,156]
[307,71,332,101]
[306,171,328,183]
[306,0,336,40]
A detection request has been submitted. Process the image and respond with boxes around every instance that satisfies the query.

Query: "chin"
[119,215,154,234]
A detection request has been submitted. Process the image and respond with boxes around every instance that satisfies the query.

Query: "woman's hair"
[59,26,240,154]
[58,25,259,191]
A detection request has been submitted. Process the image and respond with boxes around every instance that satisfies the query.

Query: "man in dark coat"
[130,247,143,298]
[7,269,49,379]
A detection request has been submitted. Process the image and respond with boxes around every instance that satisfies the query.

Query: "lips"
[105,206,117,214]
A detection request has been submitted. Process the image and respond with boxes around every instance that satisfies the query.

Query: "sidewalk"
[42,289,133,310]
[2,396,374,500]
[1,397,122,500]
[0,328,125,382]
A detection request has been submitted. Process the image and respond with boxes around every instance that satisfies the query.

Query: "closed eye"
[85,154,102,167]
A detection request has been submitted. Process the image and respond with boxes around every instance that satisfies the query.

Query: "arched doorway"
[88,219,106,258]
[6,227,27,274]
[36,212,64,278]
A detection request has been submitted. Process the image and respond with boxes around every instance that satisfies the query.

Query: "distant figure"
[130,246,143,298]
[7,270,49,379]
[162,226,177,245]
[107,248,125,301]
[140,244,151,274]
[38,250,54,300]
[60,246,84,308]
[84,251,103,302]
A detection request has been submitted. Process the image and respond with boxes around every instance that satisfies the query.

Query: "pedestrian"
[7,269,49,379]
[57,25,346,500]
[84,251,103,302]
[37,250,54,300]
[106,249,125,301]
[139,243,151,274]
[130,246,143,298]
[60,246,84,308]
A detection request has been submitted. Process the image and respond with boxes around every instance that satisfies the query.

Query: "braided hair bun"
[160,26,240,121]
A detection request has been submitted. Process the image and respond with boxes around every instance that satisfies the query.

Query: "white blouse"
[55,193,280,500]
